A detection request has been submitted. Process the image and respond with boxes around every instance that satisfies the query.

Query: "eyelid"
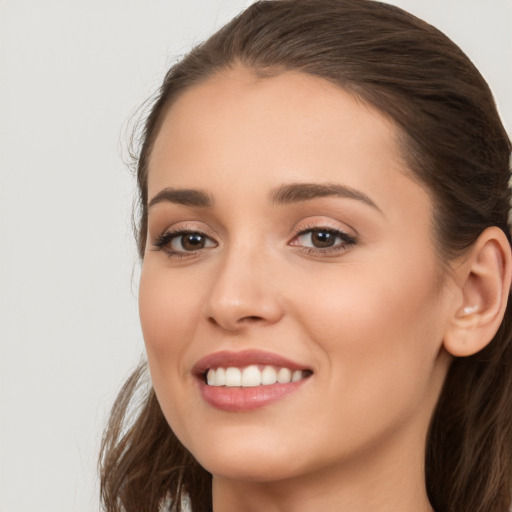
[290,227,356,246]
[150,221,220,258]
[290,217,357,240]
[151,220,219,241]
[288,219,358,255]
[170,231,217,250]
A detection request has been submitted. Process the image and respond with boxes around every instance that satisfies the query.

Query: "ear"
[443,227,512,357]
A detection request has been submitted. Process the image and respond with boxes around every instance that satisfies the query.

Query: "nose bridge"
[203,236,282,330]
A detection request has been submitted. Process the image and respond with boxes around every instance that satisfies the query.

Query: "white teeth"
[215,367,226,386]
[292,370,302,382]
[241,365,262,387]
[206,366,307,387]
[207,367,227,386]
[225,367,242,386]
[277,367,292,384]
[261,365,277,385]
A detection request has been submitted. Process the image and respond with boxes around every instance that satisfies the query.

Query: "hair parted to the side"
[99,1,512,511]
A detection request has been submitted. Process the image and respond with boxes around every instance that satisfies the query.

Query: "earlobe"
[443,227,512,357]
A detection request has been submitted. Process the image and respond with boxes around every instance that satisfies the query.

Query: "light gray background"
[1,1,511,511]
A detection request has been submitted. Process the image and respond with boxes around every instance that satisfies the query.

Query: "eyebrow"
[147,182,381,213]
[270,182,382,212]
[148,188,213,209]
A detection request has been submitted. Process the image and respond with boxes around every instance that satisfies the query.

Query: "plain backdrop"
[0,1,511,511]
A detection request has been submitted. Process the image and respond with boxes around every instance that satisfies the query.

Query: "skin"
[139,68,460,512]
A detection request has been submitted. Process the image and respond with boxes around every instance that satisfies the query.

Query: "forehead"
[147,67,430,223]
[150,69,395,178]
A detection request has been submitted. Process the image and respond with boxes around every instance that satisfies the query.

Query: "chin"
[201,453,305,483]
[182,423,309,482]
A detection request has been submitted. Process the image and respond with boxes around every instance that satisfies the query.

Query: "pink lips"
[193,349,312,412]
[193,349,308,374]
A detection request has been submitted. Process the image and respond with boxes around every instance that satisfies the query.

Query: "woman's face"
[140,68,454,483]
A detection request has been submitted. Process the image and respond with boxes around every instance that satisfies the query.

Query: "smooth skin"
[139,67,511,512]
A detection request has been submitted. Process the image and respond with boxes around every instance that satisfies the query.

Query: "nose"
[203,245,284,332]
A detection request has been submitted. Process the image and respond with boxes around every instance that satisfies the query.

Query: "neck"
[211,424,434,512]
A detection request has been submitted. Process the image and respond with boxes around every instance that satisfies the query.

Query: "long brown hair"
[99,1,512,511]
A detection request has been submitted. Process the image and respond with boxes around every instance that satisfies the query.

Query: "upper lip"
[193,349,312,375]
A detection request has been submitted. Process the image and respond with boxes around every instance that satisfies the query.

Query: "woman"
[100,1,512,511]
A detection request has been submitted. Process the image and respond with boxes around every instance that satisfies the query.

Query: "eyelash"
[151,225,357,259]
[290,225,357,256]
[152,229,217,259]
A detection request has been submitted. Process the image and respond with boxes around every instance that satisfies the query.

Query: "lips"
[193,350,313,412]
[194,349,309,373]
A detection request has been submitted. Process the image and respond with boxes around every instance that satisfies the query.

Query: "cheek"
[139,263,199,376]
[293,254,447,425]
[296,254,443,344]
[138,263,207,441]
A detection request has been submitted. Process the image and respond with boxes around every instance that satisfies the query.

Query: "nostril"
[238,315,265,324]
[207,314,264,329]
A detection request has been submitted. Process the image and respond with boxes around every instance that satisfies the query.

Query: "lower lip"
[199,379,308,412]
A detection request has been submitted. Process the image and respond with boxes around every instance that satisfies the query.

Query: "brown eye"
[179,233,207,251]
[153,229,217,257]
[169,231,217,252]
[291,227,356,253]
[310,229,337,248]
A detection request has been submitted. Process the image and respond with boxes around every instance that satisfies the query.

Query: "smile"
[206,365,310,387]
[194,350,313,411]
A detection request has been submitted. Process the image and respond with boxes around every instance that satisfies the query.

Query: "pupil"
[312,230,335,248]
[182,233,205,250]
